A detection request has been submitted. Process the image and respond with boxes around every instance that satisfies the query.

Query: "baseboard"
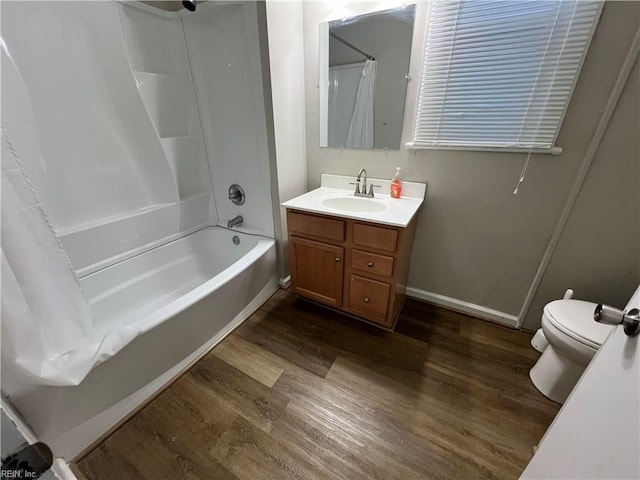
[405,287,519,329]
[53,459,80,480]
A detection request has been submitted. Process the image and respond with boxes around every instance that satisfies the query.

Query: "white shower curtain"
[328,63,363,148]
[1,127,140,386]
[0,40,143,386]
[345,59,377,149]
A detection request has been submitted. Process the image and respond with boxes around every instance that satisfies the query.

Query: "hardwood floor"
[76,290,559,480]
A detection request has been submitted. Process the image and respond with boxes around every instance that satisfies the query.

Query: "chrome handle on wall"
[594,305,640,337]
[228,184,246,205]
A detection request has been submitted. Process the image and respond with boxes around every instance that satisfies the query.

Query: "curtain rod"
[329,32,375,61]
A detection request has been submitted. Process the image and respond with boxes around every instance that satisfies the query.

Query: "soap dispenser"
[390,167,402,198]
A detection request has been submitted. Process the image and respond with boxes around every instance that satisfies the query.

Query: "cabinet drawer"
[288,211,345,242]
[352,249,394,277]
[348,275,391,323]
[353,223,398,252]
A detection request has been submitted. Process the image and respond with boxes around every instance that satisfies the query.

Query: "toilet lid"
[544,299,614,348]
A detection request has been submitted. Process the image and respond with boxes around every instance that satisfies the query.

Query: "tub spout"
[227,215,243,228]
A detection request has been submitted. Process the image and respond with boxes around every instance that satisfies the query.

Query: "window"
[409,0,602,153]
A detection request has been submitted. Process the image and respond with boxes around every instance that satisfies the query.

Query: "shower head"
[182,0,196,12]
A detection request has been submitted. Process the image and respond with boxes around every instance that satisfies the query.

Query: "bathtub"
[2,227,278,460]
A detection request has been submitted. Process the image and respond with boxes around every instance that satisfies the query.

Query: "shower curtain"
[345,59,377,149]
[327,59,377,149]
[0,22,151,386]
[1,126,142,386]
[328,63,363,148]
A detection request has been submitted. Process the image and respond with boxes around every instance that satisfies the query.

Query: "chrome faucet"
[227,215,243,228]
[350,168,381,198]
[357,168,368,194]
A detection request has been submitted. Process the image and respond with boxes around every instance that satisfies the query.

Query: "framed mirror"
[319,4,416,150]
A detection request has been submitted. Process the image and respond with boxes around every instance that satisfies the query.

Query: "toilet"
[529,294,614,404]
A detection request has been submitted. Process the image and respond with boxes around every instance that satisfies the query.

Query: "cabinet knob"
[367,262,374,267]
[335,257,341,262]
[364,297,370,303]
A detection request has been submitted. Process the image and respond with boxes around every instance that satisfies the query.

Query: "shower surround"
[1,1,278,459]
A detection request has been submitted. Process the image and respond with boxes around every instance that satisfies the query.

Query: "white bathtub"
[2,227,278,460]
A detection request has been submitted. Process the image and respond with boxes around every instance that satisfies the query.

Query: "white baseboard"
[52,459,78,480]
[405,287,519,329]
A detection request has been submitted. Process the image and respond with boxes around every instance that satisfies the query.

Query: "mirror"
[319,5,416,150]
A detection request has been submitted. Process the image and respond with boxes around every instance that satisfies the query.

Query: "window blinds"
[409,0,602,152]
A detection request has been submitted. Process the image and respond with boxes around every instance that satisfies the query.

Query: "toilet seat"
[543,300,613,349]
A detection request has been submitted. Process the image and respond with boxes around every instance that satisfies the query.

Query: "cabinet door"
[290,236,344,307]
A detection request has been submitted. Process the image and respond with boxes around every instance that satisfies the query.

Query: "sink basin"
[281,174,425,227]
[321,196,387,213]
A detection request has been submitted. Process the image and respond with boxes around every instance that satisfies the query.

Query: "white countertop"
[282,174,426,228]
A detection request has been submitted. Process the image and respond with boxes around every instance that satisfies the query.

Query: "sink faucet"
[227,215,243,228]
[357,168,368,194]
[351,168,380,198]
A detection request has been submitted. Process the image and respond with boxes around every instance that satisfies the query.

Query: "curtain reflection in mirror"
[328,60,377,148]
[320,4,415,151]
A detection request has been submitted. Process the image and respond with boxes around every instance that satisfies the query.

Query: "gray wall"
[140,1,183,12]
[302,1,640,323]
[523,58,640,330]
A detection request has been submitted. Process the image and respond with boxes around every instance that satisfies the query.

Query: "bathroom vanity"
[283,174,425,329]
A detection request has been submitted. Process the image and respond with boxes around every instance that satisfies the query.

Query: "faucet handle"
[349,182,361,194]
[368,184,381,196]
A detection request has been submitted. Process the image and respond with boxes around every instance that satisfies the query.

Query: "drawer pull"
[336,257,341,262]
[364,297,370,303]
[352,249,394,277]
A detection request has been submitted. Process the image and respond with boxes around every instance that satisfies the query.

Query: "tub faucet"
[227,215,243,228]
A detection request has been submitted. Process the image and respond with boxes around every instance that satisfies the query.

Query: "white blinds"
[409,0,602,152]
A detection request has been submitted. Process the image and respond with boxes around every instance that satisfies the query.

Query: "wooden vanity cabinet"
[287,209,417,329]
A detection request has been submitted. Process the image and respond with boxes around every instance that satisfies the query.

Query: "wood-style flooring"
[75,289,559,480]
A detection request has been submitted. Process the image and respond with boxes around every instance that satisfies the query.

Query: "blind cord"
[514,0,579,195]
[433,1,462,141]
